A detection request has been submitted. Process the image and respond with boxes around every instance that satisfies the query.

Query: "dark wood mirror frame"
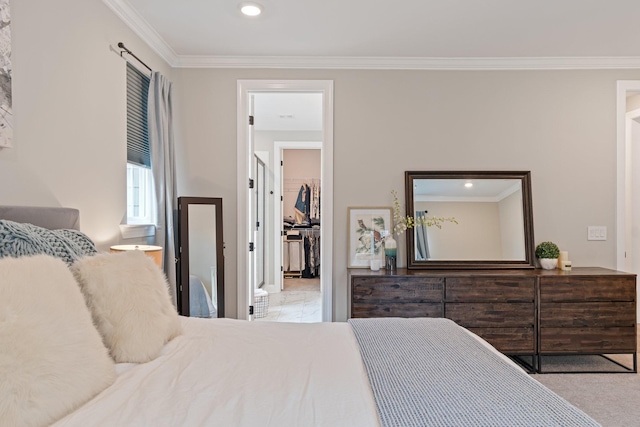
[405,171,536,270]
[177,196,225,316]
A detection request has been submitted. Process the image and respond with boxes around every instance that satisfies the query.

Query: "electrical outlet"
[588,226,607,241]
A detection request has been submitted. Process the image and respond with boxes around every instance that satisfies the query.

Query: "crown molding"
[102,0,178,66]
[174,55,640,70]
[103,0,640,71]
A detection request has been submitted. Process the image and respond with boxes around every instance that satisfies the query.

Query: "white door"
[255,155,266,289]
[247,94,256,318]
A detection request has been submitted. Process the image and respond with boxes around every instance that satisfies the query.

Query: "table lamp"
[110,244,163,269]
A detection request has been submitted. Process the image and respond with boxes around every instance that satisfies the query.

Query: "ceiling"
[253,93,322,131]
[414,179,521,201]
[105,0,640,70]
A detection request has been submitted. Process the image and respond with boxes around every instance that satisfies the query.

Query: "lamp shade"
[110,245,163,269]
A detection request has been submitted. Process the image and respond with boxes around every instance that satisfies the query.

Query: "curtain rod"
[117,42,152,73]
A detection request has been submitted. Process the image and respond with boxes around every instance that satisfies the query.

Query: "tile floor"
[255,277,321,323]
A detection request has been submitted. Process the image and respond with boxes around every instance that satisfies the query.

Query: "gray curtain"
[149,71,178,302]
[415,211,430,260]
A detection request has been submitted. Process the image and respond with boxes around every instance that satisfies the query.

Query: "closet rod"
[117,42,152,73]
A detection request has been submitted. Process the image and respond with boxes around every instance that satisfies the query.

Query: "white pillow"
[71,250,182,363]
[0,255,116,427]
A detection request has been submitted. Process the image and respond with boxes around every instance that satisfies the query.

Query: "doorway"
[266,146,322,322]
[237,80,334,322]
[616,80,640,320]
[272,142,322,293]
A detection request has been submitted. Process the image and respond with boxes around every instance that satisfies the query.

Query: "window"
[126,62,154,225]
[126,163,153,224]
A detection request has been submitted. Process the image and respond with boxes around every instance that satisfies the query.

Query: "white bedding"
[51,317,381,427]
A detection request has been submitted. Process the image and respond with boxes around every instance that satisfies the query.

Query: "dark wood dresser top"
[348,267,635,278]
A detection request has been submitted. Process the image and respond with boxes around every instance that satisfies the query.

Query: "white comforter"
[52,317,381,427]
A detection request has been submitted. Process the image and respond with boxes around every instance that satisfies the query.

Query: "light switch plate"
[588,226,607,241]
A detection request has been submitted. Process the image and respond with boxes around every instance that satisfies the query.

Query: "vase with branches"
[390,190,458,237]
[386,190,458,264]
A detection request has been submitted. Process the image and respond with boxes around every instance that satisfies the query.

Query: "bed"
[0,206,601,427]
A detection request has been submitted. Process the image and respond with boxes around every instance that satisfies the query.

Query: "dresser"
[537,268,637,372]
[349,267,637,372]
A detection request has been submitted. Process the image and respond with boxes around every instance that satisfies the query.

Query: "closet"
[282,149,321,281]
[283,228,320,278]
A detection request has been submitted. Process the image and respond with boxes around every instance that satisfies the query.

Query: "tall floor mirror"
[177,197,224,318]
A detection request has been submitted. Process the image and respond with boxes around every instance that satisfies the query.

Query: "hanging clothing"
[301,231,320,278]
[310,181,321,221]
[294,184,311,225]
[305,184,311,220]
[302,237,312,278]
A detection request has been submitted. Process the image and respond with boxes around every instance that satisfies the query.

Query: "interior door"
[177,197,224,318]
[247,94,256,317]
[255,155,266,288]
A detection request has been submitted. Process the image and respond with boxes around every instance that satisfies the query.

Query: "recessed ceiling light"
[240,2,263,17]
[465,182,473,188]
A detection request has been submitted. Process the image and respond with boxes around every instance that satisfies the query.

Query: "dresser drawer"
[539,276,635,302]
[540,302,636,327]
[351,302,443,318]
[539,327,637,353]
[445,277,535,302]
[446,303,534,328]
[468,327,535,353]
[352,277,443,303]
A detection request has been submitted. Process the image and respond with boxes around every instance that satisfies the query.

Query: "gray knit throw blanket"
[0,219,97,265]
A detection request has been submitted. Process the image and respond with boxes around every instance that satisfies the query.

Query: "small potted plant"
[535,241,560,270]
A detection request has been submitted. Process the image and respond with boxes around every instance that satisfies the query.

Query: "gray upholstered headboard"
[0,206,80,230]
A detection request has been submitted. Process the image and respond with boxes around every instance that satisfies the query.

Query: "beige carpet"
[534,370,640,426]
[532,334,639,427]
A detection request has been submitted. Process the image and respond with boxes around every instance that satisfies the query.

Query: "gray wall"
[3,1,640,320]
[499,190,526,260]
[416,201,502,260]
[0,0,172,251]
[174,68,640,320]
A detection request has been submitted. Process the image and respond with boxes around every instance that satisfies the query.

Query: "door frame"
[616,81,640,270]
[237,80,334,321]
[274,141,322,292]
[616,81,640,319]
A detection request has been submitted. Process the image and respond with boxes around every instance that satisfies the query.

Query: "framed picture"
[348,207,392,268]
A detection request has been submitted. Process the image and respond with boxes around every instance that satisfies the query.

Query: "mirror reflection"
[405,171,535,269]
[188,205,219,317]
[178,197,225,317]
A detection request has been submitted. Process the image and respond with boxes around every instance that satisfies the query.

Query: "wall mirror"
[177,197,225,317]
[405,171,535,269]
